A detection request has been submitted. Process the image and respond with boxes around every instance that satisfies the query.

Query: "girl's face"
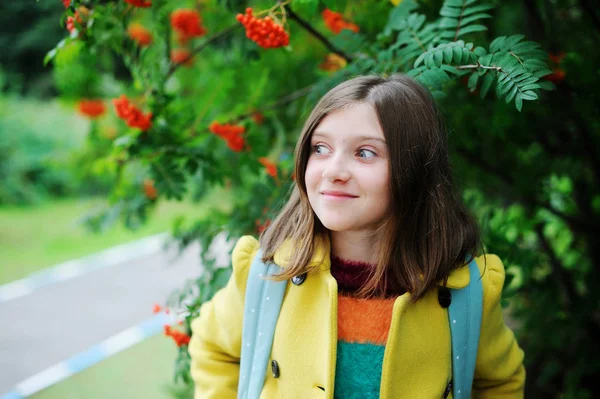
[305,102,391,234]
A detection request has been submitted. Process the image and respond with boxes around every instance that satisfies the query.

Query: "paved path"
[0,234,234,396]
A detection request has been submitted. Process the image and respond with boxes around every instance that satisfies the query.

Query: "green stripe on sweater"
[334,341,386,399]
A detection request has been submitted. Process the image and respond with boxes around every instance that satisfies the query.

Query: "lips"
[320,190,358,198]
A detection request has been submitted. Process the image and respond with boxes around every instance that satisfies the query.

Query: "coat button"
[438,287,451,308]
[291,273,307,285]
[271,360,280,378]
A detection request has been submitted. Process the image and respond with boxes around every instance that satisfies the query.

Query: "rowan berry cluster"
[259,157,278,178]
[209,122,246,152]
[124,0,152,8]
[171,48,194,67]
[236,8,289,49]
[164,325,190,347]
[143,179,157,200]
[65,7,89,34]
[76,99,106,119]
[322,9,359,34]
[112,95,153,131]
[545,52,566,84]
[170,9,207,44]
[128,22,153,47]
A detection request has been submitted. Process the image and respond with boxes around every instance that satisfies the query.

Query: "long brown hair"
[260,74,483,301]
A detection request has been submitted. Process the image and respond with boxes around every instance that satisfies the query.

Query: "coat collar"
[272,233,470,289]
[273,234,331,270]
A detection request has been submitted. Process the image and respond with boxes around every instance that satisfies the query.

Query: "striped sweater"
[330,255,404,399]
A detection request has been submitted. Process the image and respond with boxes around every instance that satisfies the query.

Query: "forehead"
[312,103,385,142]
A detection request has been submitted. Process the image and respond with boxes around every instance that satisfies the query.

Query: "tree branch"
[457,63,502,71]
[230,84,314,124]
[285,7,353,63]
[164,23,243,81]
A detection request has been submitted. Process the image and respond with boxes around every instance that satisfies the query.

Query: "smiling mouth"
[320,192,358,198]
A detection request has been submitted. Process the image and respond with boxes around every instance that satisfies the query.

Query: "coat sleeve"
[472,254,526,398]
[188,235,260,399]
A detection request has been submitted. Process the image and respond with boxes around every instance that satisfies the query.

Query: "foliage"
[46,0,600,397]
[0,91,113,205]
[0,2,66,95]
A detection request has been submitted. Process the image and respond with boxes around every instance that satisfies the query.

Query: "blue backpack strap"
[237,249,288,399]
[448,257,483,399]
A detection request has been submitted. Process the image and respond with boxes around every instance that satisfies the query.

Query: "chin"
[317,216,356,232]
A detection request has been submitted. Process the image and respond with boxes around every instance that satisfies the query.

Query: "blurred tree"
[0,2,65,95]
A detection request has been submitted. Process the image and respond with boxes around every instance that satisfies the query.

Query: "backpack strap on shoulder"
[448,257,483,399]
[238,249,288,399]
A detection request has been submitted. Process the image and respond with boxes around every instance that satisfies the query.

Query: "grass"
[0,190,228,285]
[30,334,188,399]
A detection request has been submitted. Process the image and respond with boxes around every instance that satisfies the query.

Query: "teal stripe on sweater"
[334,341,386,399]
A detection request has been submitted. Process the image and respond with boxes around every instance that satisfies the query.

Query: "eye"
[357,148,376,159]
[312,144,331,155]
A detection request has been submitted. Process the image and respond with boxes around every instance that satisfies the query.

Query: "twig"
[230,84,314,123]
[457,63,502,71]
[285,6,352,63]
[165,23,243,81]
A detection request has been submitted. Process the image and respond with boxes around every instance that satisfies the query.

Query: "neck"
[329,230,377,264]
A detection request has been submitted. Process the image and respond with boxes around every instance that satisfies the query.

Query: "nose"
[321,155,351,182]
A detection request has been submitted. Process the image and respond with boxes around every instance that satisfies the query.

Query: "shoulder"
[231,235,260,272]
[475,254,506,313]
[474,253,506,302]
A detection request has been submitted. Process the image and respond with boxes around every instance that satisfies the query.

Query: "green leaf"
[414,52,427,67]
[440,64,459,74]
[439,17,459,28]
[452,45,463,64]
[507,34,526,47]
[459,13,492,27]
[511,41,541,53]
[443,46,453,63]
[386,0,420,32]
[515,93,523,112]
[521,90,539,100]
[505,85,518,103]
[440,6,462,18]
[462,4,495,17]
[44,48,57,66]
[480,72,494,98]
[425,52,435,68]
[468,73,479,92]
[290,0,319,17]
[537,81,556,91]
[440,31,458,39]
[462,47,474,63]
[480,73,495,98]
[434,50,443,67]
[457,24,487,37]
[490,36,507,52]
[474,46,487,57]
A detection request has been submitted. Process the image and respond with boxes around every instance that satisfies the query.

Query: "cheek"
[361,164,390,194]
[304,159,321,189]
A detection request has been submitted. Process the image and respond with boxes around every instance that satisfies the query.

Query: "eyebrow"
[312,130,386,143]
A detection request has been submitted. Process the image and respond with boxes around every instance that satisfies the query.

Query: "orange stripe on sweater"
[337,295,396,345]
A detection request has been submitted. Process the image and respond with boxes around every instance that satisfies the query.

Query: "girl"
[188,74,525,398]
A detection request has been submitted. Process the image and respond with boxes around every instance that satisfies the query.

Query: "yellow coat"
[189,235,525,398]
